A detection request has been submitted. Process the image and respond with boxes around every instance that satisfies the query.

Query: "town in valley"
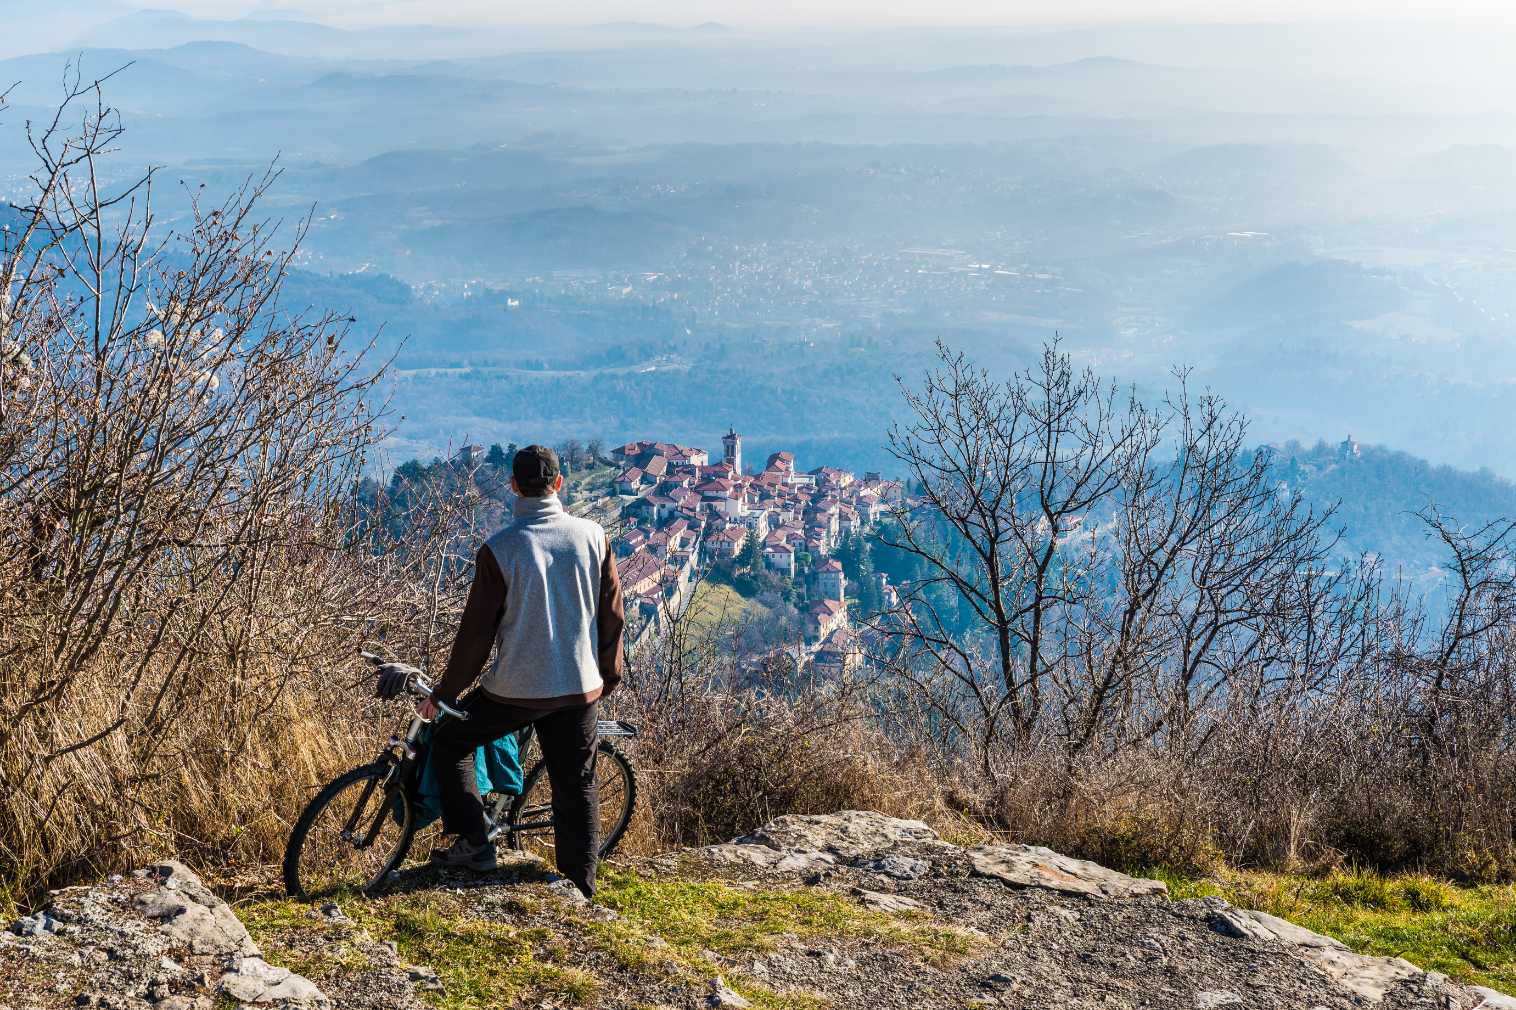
[607,432,905,671]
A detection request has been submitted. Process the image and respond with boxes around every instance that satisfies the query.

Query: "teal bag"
[411,724,524,829]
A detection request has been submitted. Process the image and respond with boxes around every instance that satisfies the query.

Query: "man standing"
[420,444,624,897]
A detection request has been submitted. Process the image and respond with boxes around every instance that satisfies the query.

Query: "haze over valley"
[4,6,1515,541]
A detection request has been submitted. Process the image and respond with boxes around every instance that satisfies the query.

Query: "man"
[418,444,624,897]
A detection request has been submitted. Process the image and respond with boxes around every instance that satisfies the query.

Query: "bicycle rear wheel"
[283,763,416,900]
[506,740,637,862]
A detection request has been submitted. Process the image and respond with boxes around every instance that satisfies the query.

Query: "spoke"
[296,771,411,898]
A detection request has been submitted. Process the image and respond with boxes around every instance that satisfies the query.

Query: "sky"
[119,0,1516,27]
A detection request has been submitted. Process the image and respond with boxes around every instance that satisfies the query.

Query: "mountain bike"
[282,652,638,900]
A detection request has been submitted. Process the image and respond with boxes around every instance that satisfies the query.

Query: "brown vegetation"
[0,76,452,903]
[872,342,1516,880]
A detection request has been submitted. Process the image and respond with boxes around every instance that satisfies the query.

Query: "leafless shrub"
[0,72,428,901]
[605,572,952,854]
[877,341,1516,879]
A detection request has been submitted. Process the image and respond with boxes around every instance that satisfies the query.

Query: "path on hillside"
[4,811,1512,1010]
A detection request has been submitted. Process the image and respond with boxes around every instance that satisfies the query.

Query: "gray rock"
[850,887,923,913]
[131,863,258,958]
[706,977,751,1009]
[1194,992,1243,1008]
[406,967,444,993]
[696,843,836,875]
[1207,904,1421,1002]
[1206,904,1258,940]
[545,878,589,905]
[773,850,838,874]
[10,914,57,937]
[807,948,857,971]
[155,999,209,1010]
[735,810,939,858]
[217,956,327,1005]
[697,811,941,879]
[967,844,1168,899]
[1472,987,1516,1009]
[852,854,930,880]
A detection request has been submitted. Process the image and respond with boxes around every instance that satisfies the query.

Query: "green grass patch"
[366,893,601,1009]
[596,868,983,969]
[237,898,373,979]
[244,869,978,1010]
[1151,867,1516,993]
[242,892,600,1010]
[684,581,773,634]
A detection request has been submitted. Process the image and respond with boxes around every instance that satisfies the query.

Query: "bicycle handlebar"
[360,650,468,721]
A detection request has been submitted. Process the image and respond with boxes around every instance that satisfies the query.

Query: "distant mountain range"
[73,8,481,60]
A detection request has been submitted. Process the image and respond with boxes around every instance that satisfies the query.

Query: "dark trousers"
[430,695,600,896]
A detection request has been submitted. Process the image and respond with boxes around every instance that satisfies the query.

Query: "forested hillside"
[1271,439,1516,574]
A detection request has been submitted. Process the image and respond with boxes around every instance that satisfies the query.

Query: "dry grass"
[0,80,471,906]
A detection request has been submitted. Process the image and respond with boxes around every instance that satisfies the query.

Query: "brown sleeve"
[597,536,626,695]
[434,544,506,704]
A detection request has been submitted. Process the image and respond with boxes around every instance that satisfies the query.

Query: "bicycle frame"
[360,651,639,845]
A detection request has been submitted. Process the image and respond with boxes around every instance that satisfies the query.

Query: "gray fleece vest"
[480,494,608,701]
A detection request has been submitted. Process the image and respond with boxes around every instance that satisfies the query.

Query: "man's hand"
[374,662,421,700]
[418,697,440,721]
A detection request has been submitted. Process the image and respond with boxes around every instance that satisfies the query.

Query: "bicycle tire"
[506,740,638,860]
[283,763,416,900]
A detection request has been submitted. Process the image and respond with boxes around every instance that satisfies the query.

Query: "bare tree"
[881,343,1142,770]
[559,438,584,472]
[881,343,1340,784]
[0,70,389,893]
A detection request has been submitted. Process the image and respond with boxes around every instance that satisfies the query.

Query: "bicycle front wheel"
[506,740,637,862]
[283,763,416,900]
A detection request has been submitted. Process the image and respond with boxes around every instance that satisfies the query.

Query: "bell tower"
[722,427,742,474]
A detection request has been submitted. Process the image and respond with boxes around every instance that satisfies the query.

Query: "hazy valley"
[3,13,1514,480]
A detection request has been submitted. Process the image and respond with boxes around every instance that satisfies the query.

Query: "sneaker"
[429,837,497,872]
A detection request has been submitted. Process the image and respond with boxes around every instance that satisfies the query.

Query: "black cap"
[512,444,560,491]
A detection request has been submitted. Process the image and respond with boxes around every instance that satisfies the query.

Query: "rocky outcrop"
[4,811,1513,1010]
[688,810,1504,1010]
[695,809,945,876]
[2,860,325,1010]
[693,809,1168,900]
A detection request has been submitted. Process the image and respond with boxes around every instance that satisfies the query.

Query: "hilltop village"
[609,431,906,666]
